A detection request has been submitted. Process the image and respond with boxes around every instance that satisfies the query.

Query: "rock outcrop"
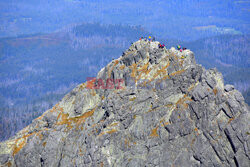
[0,40,249,167]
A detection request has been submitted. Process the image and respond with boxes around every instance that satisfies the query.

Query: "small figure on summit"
[158,43,165,48]
[149,36,152,41]
[177,45,181,50]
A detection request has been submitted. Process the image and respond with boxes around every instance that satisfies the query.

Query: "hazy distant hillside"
[0,0,249,40]
[0,23,149,141]
[185,35,250,67]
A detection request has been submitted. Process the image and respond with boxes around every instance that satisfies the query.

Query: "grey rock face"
[225,84,235,92]
[0,40,249,167]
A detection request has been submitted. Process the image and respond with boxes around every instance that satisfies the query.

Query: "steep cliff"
[0,40,249,167]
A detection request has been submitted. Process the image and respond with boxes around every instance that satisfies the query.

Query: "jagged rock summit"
[0,40,249,167]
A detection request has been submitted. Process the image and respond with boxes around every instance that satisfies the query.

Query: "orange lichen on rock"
[173,54,179,61]
[12,132,36,156]
[106,129,118,134]
[164,122,170,126]
[136,62,151,83]
[42,142,47,147]
[56,107,96,130]
[162,74,170,80]
[129,63,138,78]
[129,97,136,101]
[228,117,235,124]
[110,122,118,127]
[108,60,119,78]
[6,161,12,167]
[148,104,171,113]
[183,103,189,109]
[165,104,173,108]
[170,69,185,76]
[34,103,62,121]
[90,89,96,96]
[213,88,218,95]
[58,106,63,112]
[101,95,105,100]
[188,83,196,92]
[151,61,170,81]
[35,104,61,121]
[160,121,169,127]
[138,62,150,74]
[179,59,184,67]
[12,140,26,156]
[125,138,131,148]
[191,138,196,147]
[71,108,96,129]
[150,126,159,137]
[147,106,158,113]
[79,148,84,156]
[79,83,85,90]
[120,64,125,70]
[35,114,45,121]
[36,131,43,140]
[129,60,154,84]
[175,94,192,109]
[98,129,118,137]
[56,112,72,129]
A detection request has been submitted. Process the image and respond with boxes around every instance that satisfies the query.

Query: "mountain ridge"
[0,40,249,166]
[0,23,150,141]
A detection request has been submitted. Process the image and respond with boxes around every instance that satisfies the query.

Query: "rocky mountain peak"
[0,40,249,167]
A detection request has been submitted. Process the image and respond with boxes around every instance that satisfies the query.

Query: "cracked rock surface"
[0,40,249,167]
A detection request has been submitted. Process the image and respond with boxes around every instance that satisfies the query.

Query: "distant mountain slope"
[0,23,150,141]
[185,34,250,67]
[0,0,249,40]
